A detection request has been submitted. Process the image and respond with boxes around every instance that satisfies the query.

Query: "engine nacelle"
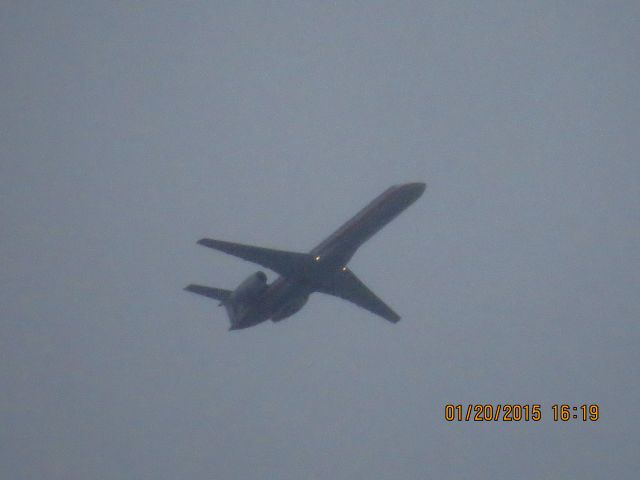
[231,271,268,304]
[271,293,309,321]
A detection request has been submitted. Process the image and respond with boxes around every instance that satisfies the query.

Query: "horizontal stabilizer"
[316,269,401,323]
[197,238,313,278]
[184,284,232,304]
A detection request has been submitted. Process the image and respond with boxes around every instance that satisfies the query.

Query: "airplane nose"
[405,182,427,198]
[413,182,426,193]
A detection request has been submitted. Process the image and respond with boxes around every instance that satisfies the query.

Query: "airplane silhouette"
[185,182,426,330]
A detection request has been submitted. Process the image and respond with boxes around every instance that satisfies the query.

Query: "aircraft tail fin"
[184,284,232,305]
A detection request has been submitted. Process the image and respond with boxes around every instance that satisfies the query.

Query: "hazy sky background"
[1,2,639,479]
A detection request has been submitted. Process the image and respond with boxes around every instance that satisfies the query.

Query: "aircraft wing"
[316,269,401,323]
[197,238,313,278]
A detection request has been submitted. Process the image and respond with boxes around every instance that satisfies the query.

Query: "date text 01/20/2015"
[444,404,599,422]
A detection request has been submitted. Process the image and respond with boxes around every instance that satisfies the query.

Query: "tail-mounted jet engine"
[231,271,268,304]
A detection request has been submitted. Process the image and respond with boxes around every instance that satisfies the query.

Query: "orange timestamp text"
[444,404,600,422]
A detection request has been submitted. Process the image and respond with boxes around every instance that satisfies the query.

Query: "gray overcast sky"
[1,2,639,479]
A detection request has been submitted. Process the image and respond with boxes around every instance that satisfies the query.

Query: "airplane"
[185,182,426,330]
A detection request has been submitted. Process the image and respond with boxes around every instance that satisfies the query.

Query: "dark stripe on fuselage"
[310,182,426,263]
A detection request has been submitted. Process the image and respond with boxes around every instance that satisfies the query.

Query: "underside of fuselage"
[223,277,312,330]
